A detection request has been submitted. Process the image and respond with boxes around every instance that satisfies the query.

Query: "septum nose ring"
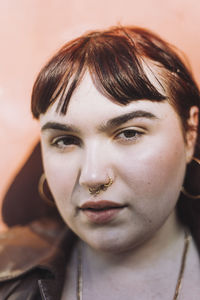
[89,177,113,195]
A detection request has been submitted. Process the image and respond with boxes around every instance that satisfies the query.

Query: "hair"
[31,25,200,249]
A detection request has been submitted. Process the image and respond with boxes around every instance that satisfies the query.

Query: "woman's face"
[40,74,197,253]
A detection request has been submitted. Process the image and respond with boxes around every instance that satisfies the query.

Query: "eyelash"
[50,128,145,150]
[115,128,144,143]
[51,135,81,149]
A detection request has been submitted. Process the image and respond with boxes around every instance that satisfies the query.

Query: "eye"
[115,128,144,143]
[51,135,81,149]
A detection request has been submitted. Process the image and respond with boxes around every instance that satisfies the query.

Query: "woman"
[0,26,200,299]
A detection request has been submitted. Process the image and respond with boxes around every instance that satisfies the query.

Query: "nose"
[79,141,113,192]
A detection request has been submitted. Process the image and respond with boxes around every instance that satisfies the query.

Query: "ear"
[185,106,199,163]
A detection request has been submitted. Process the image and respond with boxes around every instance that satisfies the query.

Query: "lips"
[80,200,125,210]
[80,200,127,224]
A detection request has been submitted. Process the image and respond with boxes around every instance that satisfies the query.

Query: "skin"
[40,73,199,299]
[40,73,198,255]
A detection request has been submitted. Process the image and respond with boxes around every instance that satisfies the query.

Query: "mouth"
[79,200,127,224]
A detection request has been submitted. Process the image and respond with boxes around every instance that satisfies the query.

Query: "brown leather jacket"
[1,215,199,299]
[0,217,76,300]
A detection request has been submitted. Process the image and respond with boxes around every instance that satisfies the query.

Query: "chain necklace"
[76,231,190,300]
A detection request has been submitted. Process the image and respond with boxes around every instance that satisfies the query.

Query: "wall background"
[0,0,200,229]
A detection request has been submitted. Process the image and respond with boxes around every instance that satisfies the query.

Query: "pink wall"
[0,0,200,228]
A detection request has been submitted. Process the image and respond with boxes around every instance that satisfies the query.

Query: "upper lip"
[80,200,127,210]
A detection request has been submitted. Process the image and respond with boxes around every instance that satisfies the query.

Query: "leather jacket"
[1,215,199,299]
[0,217,76,300]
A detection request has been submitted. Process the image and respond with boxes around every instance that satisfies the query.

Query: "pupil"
[125,130,135,137]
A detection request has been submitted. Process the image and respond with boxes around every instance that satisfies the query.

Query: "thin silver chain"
[77,231,190,300]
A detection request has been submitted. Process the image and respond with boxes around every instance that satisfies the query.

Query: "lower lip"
[81,207,124,224]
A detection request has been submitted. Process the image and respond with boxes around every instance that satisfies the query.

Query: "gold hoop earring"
[89,176,113,195]
[38,173,55,206]
[181,157,200,199]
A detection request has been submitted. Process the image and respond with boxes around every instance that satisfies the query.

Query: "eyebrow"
[41,110,158,133]
[41,122,81,133]
[98,110,158,131]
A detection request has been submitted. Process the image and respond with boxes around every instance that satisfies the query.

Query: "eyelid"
[114,126,147,135]
[50,135,66,145]
[50,134,82,147]
[114,127,146,143]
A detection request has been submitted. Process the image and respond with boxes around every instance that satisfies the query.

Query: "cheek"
[42,153,78,208]
[117,133,186,209]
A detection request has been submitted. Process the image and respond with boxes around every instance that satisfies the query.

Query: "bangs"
[31,28,167,118]
[87,34,166,106]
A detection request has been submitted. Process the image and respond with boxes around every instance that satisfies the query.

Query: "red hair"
[31,26,200,249]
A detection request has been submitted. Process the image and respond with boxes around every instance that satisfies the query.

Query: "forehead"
[39,73,179,128]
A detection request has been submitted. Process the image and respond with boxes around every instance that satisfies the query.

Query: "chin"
[82,231,142,254]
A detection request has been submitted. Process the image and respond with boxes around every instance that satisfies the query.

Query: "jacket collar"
[0,217,73,282]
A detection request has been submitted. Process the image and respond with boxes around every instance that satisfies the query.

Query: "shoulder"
[0,217,76,299]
